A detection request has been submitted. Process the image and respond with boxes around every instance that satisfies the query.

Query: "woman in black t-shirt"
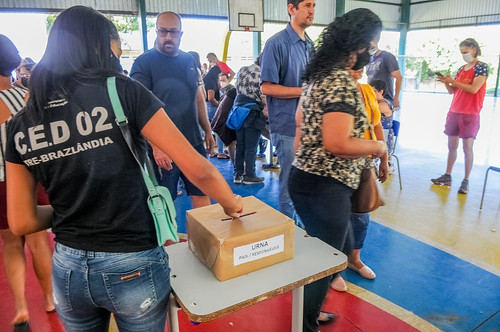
[5,6,242,331]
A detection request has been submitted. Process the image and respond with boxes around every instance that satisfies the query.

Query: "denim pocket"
[103,261,169,317]
[52,257,73,311]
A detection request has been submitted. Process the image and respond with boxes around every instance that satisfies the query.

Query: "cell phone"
[435,71,443,77]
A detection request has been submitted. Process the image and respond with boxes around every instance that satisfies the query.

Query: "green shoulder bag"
[107,76,178,245]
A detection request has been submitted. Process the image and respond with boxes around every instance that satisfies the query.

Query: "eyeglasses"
[155,29,181,38]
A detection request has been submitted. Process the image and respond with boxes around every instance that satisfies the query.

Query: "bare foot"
[44,296,56,313]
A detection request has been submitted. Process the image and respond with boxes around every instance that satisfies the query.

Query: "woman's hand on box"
[223,194,243,219]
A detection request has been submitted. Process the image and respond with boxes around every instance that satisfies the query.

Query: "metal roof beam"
[352,0,401,7]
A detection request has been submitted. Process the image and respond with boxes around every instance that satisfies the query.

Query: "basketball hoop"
[228,0,263,32]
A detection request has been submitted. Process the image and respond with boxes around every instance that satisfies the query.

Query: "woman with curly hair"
[289,8,386,331]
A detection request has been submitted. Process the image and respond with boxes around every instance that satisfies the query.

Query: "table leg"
[168,293,180,332]
[291,286,304,332]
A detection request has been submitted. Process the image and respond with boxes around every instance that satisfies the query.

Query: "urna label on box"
[187,196,294,281]
[233,234,285,266]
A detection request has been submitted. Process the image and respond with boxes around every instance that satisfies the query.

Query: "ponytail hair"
[459,38,481,57]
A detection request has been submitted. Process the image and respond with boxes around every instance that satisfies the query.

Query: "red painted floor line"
[321,290,419,332]
[175,288,419,332]
[0,235,418,332]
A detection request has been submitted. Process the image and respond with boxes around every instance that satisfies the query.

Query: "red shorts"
[444,112,480,139]
[0,181,50,230]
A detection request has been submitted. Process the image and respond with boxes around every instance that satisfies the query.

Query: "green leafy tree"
[407,38,495,84]
[109,16,155,34]
[404,39,459,83]
[45,14,154,34]
[46,14,58,32]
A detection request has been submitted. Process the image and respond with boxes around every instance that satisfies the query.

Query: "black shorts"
[150,143,207,200]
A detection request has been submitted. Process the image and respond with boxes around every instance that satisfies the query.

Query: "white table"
[165,226,347,332]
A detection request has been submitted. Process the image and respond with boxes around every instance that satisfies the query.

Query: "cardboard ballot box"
[187,196,295,281]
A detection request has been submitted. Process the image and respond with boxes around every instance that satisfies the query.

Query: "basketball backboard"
[228,0,264,32]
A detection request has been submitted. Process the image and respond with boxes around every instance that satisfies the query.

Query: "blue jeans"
[216,135,225,154]
[52,243,171,332]
[235,125,261,177]
[351,212,370,249]
[206,101,218,122]
[271,133,298,222]
[288,167,354,332]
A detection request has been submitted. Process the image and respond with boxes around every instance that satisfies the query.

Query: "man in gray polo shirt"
[260,0,315,222]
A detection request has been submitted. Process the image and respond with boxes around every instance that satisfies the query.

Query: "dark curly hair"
[304,8,382,82]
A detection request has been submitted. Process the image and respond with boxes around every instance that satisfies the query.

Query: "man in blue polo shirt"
[130,11,214,208]
[260,0,315,222]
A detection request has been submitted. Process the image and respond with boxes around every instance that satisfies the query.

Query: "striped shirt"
[0,87,27,182]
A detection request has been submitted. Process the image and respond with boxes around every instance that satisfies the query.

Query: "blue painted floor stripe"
[345,221,500,332]
[474,310,500,331]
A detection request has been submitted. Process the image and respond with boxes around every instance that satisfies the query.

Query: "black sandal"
[13,321,30,332]
[318,312,337,325]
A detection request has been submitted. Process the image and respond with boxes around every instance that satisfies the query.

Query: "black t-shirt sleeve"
[129,55,153,90]
[323,101,356,115]
[384,52,400,73]
[203,66,221,93]
[5,117,24,164]
[118,77,164,133]
[203,76,218,92]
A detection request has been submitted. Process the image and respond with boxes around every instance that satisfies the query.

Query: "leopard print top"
[293,68,370,189]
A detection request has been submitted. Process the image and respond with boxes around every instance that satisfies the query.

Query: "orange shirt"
[358,83,381,140]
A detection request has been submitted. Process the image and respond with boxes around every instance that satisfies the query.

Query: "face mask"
[352,50,371,71]
[21,77,29,88]
[219,81,227,88]
[462,52,474,63]
[369,47,378,56]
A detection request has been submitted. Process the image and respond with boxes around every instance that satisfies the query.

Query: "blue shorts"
[150,143,207,200]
